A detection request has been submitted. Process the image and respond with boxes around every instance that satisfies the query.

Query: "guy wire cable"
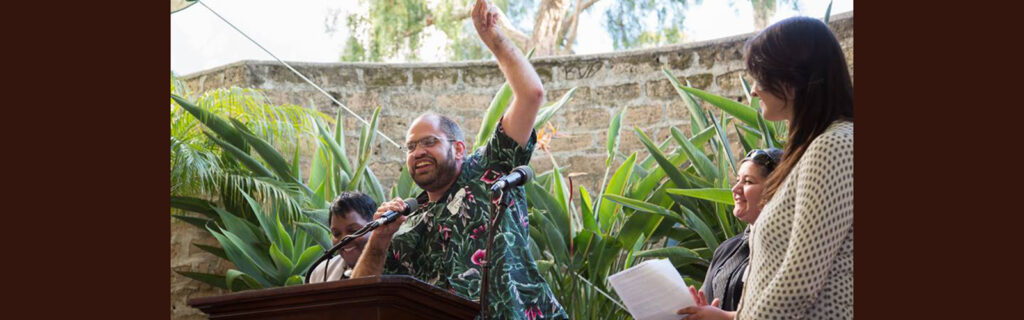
[193,0,402,149]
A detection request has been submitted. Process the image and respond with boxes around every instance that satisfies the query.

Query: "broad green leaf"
[665,188,734,205]
[175,270,227,290]
[676,85,759,127]
[170,196,218,220]
[678,205,720,251]
[292,245,323,276]
[663,68,708,132]
[204,132,274,178]
[598,153,637,233]
[362,166,387,204]
[219,227,277,282]
[347,106,382,190]
[239,191,279,251]
[607,107,627,166]
[755,109,778,149]
[578,186,598,233]
[172,94,248,152]
[623,232,647,270]
[474,83,513,151]
[550,167,572,244]
[285,275,304,286]
[225,269,264,292]
[735,123,756,155]
[709,111,736,175]
[602,194,685,226]
[740,75,753,103]
[172,214,211,231]
[193,243,229,261]
[275,216,295,263]
[206,225,272,287]
[670,127,718,179]
[635,247,706,267]
[824,0,833,23]
[296,221,332,251]
[291,138,302,183]
[534,87,577,130]
[538,213,570,263]
[232,118,297,184]
[634,128,689,192]
[473,49,534,151]
[315,119,353,175]
[269,242,295,281]
[210,206,261,247]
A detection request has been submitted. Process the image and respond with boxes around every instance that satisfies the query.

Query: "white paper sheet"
[608,259,696,320]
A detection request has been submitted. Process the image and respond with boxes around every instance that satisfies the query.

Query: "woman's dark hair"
[744,16,854,205]
[328,192,377,225]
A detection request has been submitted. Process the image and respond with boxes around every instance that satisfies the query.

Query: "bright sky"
[171,0,853,76]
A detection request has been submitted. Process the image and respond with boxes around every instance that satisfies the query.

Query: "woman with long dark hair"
[731,16,853,320]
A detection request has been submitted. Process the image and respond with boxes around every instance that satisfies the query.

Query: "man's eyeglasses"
[744,149,778,171]
[406,136,456,153]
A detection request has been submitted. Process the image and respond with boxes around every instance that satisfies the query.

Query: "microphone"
[373,198,419,226]
[490,166,533,192]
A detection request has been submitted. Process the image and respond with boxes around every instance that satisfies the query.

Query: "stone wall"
[172,12,852,318]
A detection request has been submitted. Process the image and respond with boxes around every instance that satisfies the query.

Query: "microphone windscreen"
[403,198,419,214]
[514,165,534,183]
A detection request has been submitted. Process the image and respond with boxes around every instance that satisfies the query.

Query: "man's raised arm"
[472,0,544,147]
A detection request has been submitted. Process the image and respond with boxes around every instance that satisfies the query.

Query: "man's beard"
[411,147,458,192]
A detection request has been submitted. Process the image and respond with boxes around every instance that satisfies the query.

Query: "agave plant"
[171,75,391,290]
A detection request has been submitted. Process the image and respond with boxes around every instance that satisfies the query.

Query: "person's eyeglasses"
[406,136,456,153]
[744,149,777,171]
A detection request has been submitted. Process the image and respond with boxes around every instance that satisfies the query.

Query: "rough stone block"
[388,92,436,115]
[561,60,604,81]
[607,55,659,75]
[436,93,492,112]
[624,104,666,127]
[646,79,675,99]
[687,73,714,90]
[592,83,642,102]
[533,62,556,84]
[563,106,611,130]
[715,70,755,96]
[364,67,409,87]
[545,131,596,153]
[412,68,458,89]
[461,67,504,87]
[696,42,744,70]
[667,100,693,122]
[667,50,694,71]
[548,86,592,108]
[323,66,361,89]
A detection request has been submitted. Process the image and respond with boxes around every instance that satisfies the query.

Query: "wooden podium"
[188,275,479,319]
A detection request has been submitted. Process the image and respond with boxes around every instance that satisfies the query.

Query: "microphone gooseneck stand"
[479,188,510,320]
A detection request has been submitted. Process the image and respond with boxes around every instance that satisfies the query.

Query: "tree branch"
[490,5,530,51]
[556,0,600,53]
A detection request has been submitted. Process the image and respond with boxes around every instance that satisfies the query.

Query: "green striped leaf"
[665,188,734,205]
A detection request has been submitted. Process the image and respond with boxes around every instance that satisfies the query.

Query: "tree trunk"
[530,0,573,56]
[751,0,776,30]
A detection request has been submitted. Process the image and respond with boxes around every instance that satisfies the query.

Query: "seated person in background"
[677,148,783,320]
[308,191,378,283]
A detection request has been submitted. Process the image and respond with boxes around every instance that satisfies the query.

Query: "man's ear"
[453,140,467,160]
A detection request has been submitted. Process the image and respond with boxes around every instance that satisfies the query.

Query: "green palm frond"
[192,88,329,150]
[211,171,305,222]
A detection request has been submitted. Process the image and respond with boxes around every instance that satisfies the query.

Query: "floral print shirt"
[384,122,567,319]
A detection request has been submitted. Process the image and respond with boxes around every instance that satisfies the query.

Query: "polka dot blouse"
[737,121,854,319]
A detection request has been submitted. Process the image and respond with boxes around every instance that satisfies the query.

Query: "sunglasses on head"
[744,149,777,171]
